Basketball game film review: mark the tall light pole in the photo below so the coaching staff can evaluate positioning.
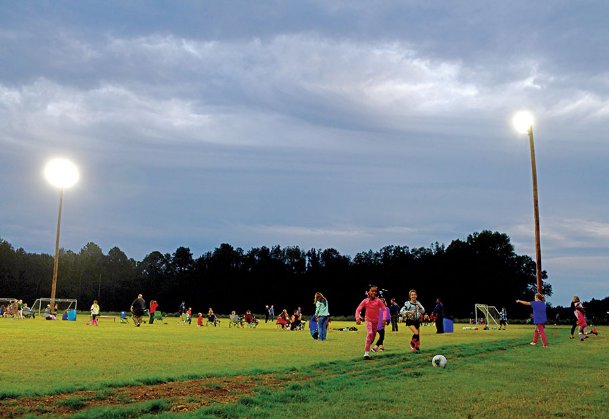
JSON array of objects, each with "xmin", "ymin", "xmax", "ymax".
[
  {"xmin": 512, "ymin": 111, "xmax": 543, "ymax": 294},
  {"xmin": 44, "ymin": 158, "xmax": 79, "ymax": 309}
]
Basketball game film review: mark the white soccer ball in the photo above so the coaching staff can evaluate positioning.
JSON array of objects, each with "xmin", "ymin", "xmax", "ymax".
[{"xmin": 432, "ymin": 354, "xmax": 447, "ymax": 368}]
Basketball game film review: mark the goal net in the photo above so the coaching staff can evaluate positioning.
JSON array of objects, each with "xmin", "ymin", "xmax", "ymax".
[
  {"xmin": 31, "ymin": 298, "xmax": 78, "ymax": 316},
  {"xmin": 474, "ymin": 304, "xmax": 501, "ymax": 326}
]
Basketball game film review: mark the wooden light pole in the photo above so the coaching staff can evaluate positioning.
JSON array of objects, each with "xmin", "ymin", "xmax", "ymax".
[
  {"xmin": 44, "ymin": 158, "xmax": 79, "ymax": 309},
  {"xmin": 513, "ymin": 111, "xmax": 543, "ymax": 294}
]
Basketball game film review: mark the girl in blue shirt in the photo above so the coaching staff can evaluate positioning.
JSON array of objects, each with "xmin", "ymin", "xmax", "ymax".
[{"xmin": 516, "ymin": 293, "xmax": 548, "ymax": 348}]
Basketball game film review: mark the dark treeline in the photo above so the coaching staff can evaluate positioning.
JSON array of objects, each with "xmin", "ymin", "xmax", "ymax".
[{"xmin": 3, "ymin": 230, "xmax": 605, "ymax": 320}]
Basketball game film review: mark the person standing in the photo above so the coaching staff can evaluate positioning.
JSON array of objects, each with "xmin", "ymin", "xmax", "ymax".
[
  {"xmin": 131, "ymin": 294, "xmax": 146, "ymax": 327},
  {"xmin": 569, "ymin": 296, "xmax": 580, "ymax": 339},
  {"xmin": 178, "ymin": 301, "xmax": 186, "ymax": 322},
  {"xmin": 355, "ymin": 286, "xmax": 387, "ymax": 360},
  {"xmin": 17, "ymin": 300, "xmax": 24, "ymax": 319},
  {"xmin": 499, "ymin": 307, "xmax": 508, "ymax": 330},
  {"xmin": 516, "ymin": 293, "xmax": 548, "ymax": 348},
  {"xmin": 432, "ymin": 298, "xmax": 444, "ymax": 334},
  {"xmin": 268, "ymin": 305, "xmax": 275, "ymax": 322},
  {"xmin": 389, "ymin": 298, "xmax": 400, "ymax": 332},
  {"xmin": 264, "ymin": 305, "xmax": 270, "ymax": 323},
  {"xmin": 90, "ymin": 300, "xmax": 100, "ymax": 326},
  {"xmin": 314, "ymin": 292, "xmax": 330, "ymax": 341},
  {"xmin": 400, "ymin": 289, "xmax": 425, "ymax": 352},
  {"xmin": 149, "ymin": 300, "xmax": 158, "ymax": 324}
]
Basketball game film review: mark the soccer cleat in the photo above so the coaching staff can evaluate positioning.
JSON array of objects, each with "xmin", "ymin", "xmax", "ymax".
[
  {"xmin": 371, "ymin": 346, "xmax": 378, "ymax": 353},
  {"xmin": 364, "ymin": 353, "xmax": 370, "ymax": 360},
  {"xmin": 379, "ymin": 345, "xmax": 385, "ymax": 352},
  {"xmin": 529, "ymin": 342, "xmax": 536, "ymax": 346}
]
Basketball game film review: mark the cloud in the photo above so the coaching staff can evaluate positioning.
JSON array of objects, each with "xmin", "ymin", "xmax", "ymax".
[{"xmin": 2, "ymin": 2, "xmax": 609, "ymax": 306}]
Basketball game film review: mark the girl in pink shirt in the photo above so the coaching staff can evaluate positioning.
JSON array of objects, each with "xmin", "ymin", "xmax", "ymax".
[{"xmin": 355, "ymin": 286, "xmax": 387, "ymax": 360}]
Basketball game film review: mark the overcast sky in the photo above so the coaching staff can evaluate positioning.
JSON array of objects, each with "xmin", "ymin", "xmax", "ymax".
[{"xmin": 2, "ymin": 1, "xmax": 608, "ymax": 305}]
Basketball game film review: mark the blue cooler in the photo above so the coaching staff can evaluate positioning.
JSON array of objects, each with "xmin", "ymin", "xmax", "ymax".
[
  {"xmin": 67, "ymin": 309, "xmax": 77, "ymax": 321},
  {"xmin": 443, "ymin": 318, "xmax": 454, "ymax": 333}
]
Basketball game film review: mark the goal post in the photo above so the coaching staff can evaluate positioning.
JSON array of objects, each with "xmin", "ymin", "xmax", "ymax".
[
  {"xmin": 474, "ymin": 304, "xmax": 501, "ymax": 327},
  {"xmin": 31, "ymin": 298, "xmax": 78, "ymax": 316}
]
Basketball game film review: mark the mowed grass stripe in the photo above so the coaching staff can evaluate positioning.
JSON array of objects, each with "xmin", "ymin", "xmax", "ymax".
[{"xmin": 2, "ymin": 318, "xmax": 607, "ymax": 417}]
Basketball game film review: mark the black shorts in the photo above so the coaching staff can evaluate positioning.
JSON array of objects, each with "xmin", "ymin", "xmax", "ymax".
[{"xmin": 406, "ymin": 319, "xmax": 420, "ymax": 328}]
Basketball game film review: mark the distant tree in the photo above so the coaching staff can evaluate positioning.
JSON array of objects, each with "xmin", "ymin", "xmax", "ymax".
[{"xmin": 0, "ymin": 231, "xmax": 568, "ymax": 316}]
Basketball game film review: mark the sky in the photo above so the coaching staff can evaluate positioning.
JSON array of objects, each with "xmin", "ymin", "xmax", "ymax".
[{"xmin": 1, "ymin": 1, "xmax": 608, "ymax": 305}]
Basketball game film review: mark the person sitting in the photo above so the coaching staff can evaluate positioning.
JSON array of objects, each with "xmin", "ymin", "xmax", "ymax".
[
  {"xmin": 22, "ymin": 303, "xmax": 34, "ymax": 319},
  {"xmin": 243, "ymin": 310, "xmax": 258, "ymax": 327},
  {"xmin": 229, "ymin": 311, "xmax": 243, "ymax": 327},
  {"xmin": 207, "ymin": 308, "xmax": 218, "ymax": 326},
  {"xmin": 290, "ymin": 310, "xmax": 302, "ymax": 330},
  {"xmin": 43, "ymin": 304, "xmax": 57, "ymax": 320},
  {"xmin": 276, "ymin": 309, "xmax": 290, "ymax": 329},
  {"xmin": 61, "ymin": 309, "xmax": 69, "ymax": 320}
]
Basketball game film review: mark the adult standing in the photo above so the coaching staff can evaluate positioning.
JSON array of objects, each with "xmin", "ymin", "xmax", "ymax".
[
  {"xmin": 432, "ymin": 298, "xmax": 444, "ymax": 334},
  {"xmin": 264, "ymin": 305, "xmax": 270, "ymax": 323},
  {"xmin": 149, "ymin": 299, "xmax": 158, "ymax": 324},
  {"xmin": 178, "ymin": 301, "xmax": 186, "ymax": 320},
  {"xmin": 268, "ymin": 305, "xmax": 275, "ymax": 322},
  {"xmin": 389, "ymin": 298, "xmax": 400, "ymax": 332},
  {"xmin": 131, "ymin": 294, "xmax": 146, "ymax": 327},
  {"xmin": 569, "ymin": 296, "xmax": 580, "ymax": 339},
  {"xmin": 400, "ymin": 289, "xmax": 425, "ymax": 351},
  {"xmin": 314, "ymin": 292, "xmax": 330, "ymax": 341}
]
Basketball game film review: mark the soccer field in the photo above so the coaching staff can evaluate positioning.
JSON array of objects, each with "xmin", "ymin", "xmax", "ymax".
[{"xmin": 1, "ymin": 317, "xmax": 607, "ymax": 417}]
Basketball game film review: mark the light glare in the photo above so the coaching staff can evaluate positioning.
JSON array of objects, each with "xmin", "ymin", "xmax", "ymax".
[
  {"xmin": 44, "ymin": 158, "xmax": 79, "ymax": 189},
  {"xmin": 512, "ymin": 111, "xmax": 534, "ymax": 134}
]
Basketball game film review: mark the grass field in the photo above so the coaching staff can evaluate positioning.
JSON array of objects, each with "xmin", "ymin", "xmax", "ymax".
[{"xmin": 1, "ymin": 316, "xmax": 607, "ymax": 417}]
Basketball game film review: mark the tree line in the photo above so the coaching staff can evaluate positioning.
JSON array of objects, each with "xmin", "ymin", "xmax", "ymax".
[{"xmin": 6, "ymin": 230, "xmax": 592, "ymax": 320}]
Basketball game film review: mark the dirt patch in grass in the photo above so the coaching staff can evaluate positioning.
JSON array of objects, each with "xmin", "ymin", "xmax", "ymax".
[{"xmin": 0, "ymin": 372, "xmax": 305, "ymax": 416}]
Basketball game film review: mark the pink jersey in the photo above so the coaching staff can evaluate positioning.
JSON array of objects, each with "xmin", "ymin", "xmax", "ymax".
[{"xmin": 355, "ymin": 297, "xmax": 387, "ymax": 324}]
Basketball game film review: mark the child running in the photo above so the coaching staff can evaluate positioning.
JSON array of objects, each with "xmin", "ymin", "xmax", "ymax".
[
  {"xmin": 400, "ymin": 289, "xmax": 425, "ymax": 351},
  {"xmin": 372, "ymin": 298, "xmax": 391, "ymax": 353},
  {"xmin": 574, "ymin": 302, "xmax": 599, "ymax": 341},
  {"xmin": 355, "ymin": 285, "xmax": 387, "ymax": 360},
  {"xmin": 516, "ymin": 293, "xmax": 548, "ymax": 348}
]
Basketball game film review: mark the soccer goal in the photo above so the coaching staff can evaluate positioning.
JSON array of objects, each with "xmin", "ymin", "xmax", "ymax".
[
  {"xmin": 0, "ymin": 297, "xmax": 17, "ymax": 305},
  {"xmin": 31, "ymin": 298, "xmax": 78, "ymax": 316},
  {"xmin": 474, "ymin": 304, "xmax": 501, "ymax": 327}
]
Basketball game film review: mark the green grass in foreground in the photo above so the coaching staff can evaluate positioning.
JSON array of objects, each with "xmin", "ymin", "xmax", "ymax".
[{"xmin": 1, "ymin": 317, "xmax": 607, "ymax": 417}]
